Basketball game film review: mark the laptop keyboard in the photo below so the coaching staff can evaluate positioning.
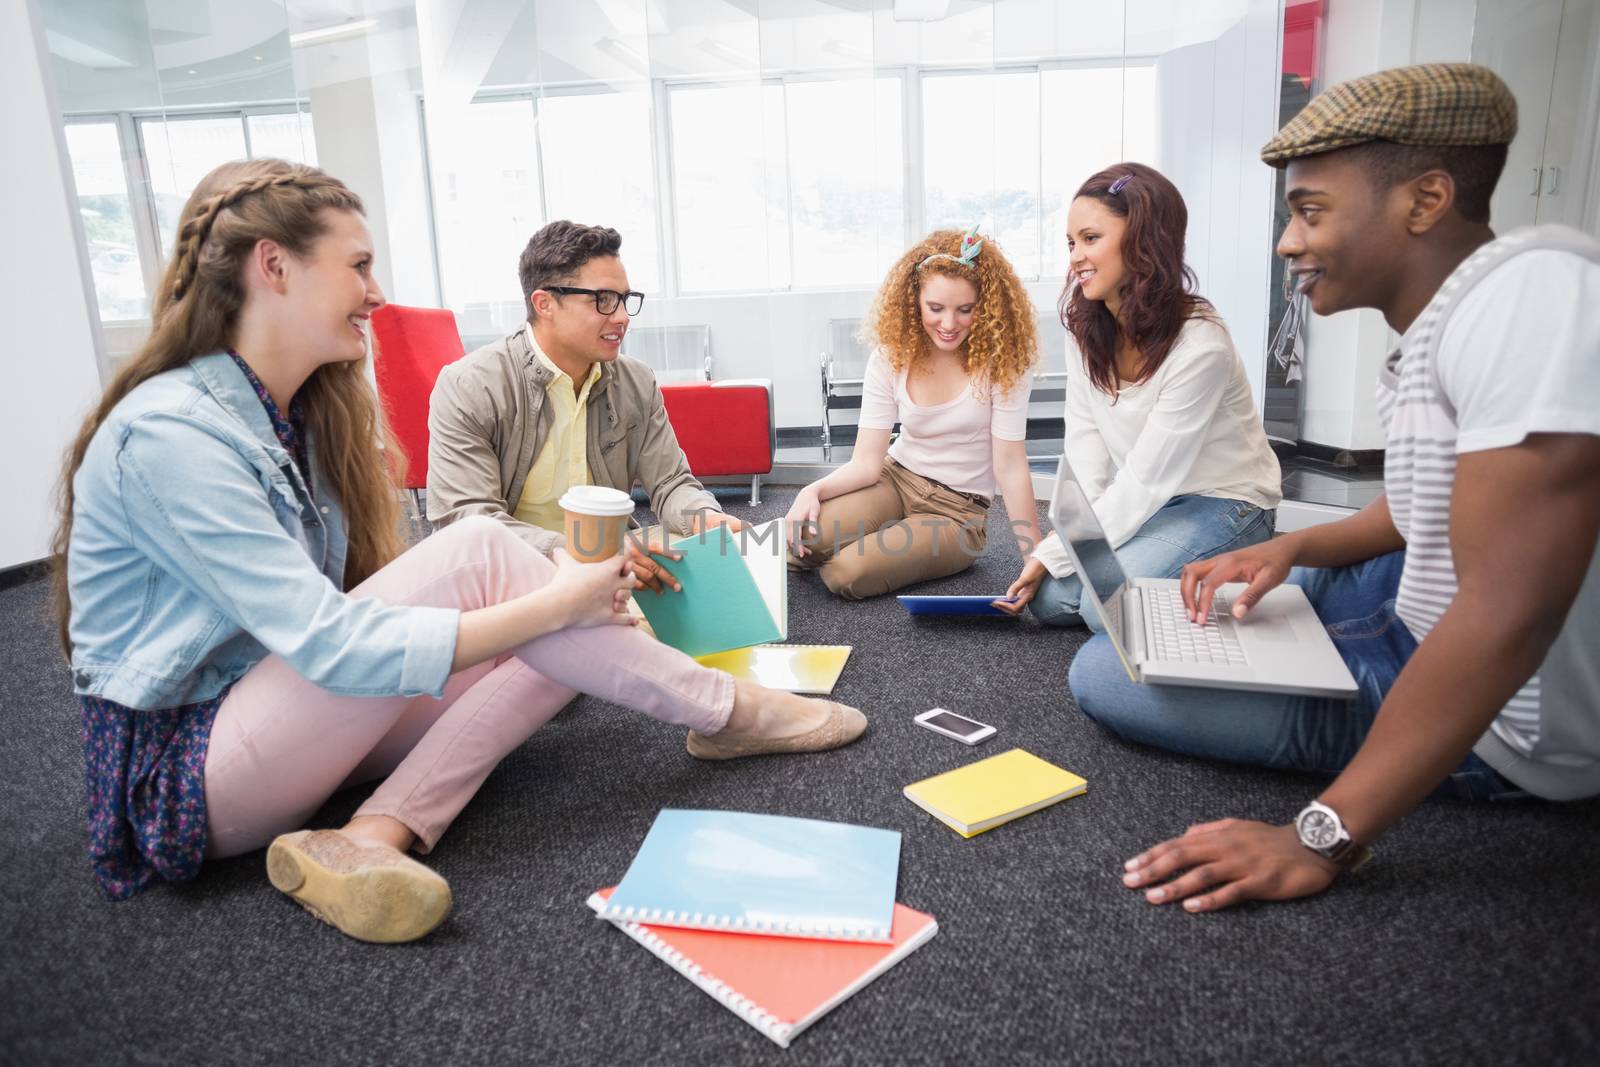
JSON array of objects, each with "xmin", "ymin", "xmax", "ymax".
[{"xmin": 1143, "ymin": 585, "xmax": 1248, "ymax": 666}]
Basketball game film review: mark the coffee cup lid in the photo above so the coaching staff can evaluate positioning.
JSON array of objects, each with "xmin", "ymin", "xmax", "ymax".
[{"xmin": 558, "ymin": 485, "xmax": 635, "ymax": 518}]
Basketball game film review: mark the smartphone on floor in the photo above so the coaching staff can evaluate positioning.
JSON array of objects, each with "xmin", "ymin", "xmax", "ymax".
[{"xmin": 914, "ymin": 708, "xmax": 997, "ymax": 745}]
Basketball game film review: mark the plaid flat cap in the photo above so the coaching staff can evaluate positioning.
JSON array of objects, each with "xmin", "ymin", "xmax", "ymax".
[{"xmin": 1261, "ymin": 62, "xmax": 1517, "ymax": 166}]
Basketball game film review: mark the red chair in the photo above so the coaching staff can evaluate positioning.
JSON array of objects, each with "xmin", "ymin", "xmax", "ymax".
[
  {"xmin": 660, "ymin": 379, "xmax": 775, "ymax": 504},
  {"xmin": 370, "ymin": 304, "xmax": 466, "ymax": 515}
]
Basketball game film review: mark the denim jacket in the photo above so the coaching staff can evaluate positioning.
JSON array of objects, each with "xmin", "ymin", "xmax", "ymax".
[{"xmin": 67, "ymin": 352, "xmax": 458, "ymax": 710}]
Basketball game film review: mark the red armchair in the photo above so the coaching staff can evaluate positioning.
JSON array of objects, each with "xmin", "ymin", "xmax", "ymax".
[
  {"xmin": 370, "ymin": 304, "xmax": 465, "ymax": 514},
  {"xmin": 659, "ymin": 379, "xmax": 775, "ymax": 505}
]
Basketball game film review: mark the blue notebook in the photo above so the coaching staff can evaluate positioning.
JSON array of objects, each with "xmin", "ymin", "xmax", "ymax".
[
  {"xmin": 596, "ymin": 810, "xmax": 902, "ymax": 943},
  {"xmin": 898, "ymin": 595, "xmax": 1018, "ymax": 617},
  {"xmin": 634, "ymin": 521, "xmax": 786, "ymax": 657}
]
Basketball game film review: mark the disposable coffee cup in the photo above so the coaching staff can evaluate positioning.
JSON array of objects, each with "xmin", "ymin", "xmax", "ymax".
[{"xmin": 559, "ymin": 485, "xmax": 635, "ymax": 563}]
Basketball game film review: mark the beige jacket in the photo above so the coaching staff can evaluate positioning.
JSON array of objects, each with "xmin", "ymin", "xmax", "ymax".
[{"xmin": 426, "ymin": 326, "xmax": 720, "ymax": 554}]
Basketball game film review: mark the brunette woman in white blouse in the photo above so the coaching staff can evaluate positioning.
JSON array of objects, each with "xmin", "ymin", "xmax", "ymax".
[
  {"xmin": 785, "ymin": 228, "xmax": 1041, "ymax": 599},
  {"xmin": 1001, "ymin": 163, "xmax": 1281, "ymax": 628}
]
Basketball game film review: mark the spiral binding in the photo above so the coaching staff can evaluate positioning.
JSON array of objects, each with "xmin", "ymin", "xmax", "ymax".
[
  {"xmin": 597, "ymin": 903, "xmax": 889, "ymax": 942},
  {"xmin": 610, "ymin": 914, "xmax": 797, "ymax": 1048}
]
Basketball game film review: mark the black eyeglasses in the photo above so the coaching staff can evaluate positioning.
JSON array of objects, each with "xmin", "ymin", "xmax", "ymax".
[{"xmin": 545, "ymin": 286, "xmax": 645, "ymax": 316}]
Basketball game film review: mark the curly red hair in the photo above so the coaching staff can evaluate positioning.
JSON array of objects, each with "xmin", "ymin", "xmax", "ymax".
[{"xmin": 865, "ymin": 229, "xmax": 1039, "ymax": 396}]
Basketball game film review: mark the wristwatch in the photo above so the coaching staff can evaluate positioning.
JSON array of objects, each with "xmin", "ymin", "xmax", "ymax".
[{"xmin": 1294, "ymin": 800, "xmax": 1373, "ymax": 872}]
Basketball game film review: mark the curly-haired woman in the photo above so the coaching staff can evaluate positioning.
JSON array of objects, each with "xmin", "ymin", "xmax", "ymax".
[
  {"xmin": 1000, "ymin": 163, "xmax": 1281, "ymax": 628},
  {"xmin": 785, "ymin": 227, "xmax": 1041, "ymax": 599}
]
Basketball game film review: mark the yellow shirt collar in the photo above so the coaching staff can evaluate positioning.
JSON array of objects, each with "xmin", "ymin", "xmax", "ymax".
[{"xmin": 525, "ymin": 322, "xmax": 602, "ymax": 396}]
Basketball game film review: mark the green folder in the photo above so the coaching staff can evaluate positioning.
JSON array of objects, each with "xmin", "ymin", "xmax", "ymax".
[{"xmin": 633, "ymin": 520, "xmax": 788, "ymax": 657}]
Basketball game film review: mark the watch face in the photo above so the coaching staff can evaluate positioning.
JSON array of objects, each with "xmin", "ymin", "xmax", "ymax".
[{"xmin": 1299, "ymin": 809, "xmax": 1340, "ymax": 850}]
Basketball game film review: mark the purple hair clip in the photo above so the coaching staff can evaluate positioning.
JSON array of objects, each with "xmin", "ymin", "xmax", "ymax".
[{"xmin": 1108, "ymin": 174, "xmax": 1134, "ymax": 194}]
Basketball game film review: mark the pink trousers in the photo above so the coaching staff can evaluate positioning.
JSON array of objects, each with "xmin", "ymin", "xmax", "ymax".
[{"xmin": 203, "ymin": 516, "xmax": 733, "ymax": 858}]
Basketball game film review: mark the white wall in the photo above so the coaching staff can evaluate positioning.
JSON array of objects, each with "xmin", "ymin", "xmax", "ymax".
[
  {"xmin": 288, "ymin": 19, "xmax": 441, "ymax": 308},
  {"xmin": 1155, "ymin": 1, "xmax": 1283, "ymax": 410},
  {"xmin": 46, "ymin": 0, "xmax": 300, "ymax": 114},
  {"xmin": 1297, "ymin": 0, "xmax": 1477, "ymax": 451},
  {"xmin": 1, "ymin": 0, "xmax": 107, "ymax": 568}
]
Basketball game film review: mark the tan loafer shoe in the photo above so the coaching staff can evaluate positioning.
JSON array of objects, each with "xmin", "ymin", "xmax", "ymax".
[
  {"xmin": 686, "ymin": 702, "xmax": 868, "ymax": 760},
  {"xmin": 266, "ymin": 829, "xmax": 452, "ymax": 944}
]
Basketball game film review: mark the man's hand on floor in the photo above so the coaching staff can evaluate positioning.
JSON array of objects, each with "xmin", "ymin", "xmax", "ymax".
[{"xmin": 1121, "ymin": 819, "xmax": 1338, "ymax": 913}]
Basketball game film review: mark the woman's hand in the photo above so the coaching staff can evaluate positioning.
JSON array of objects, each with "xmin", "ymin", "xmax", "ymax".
[
  {"xmin": 546, "ymin": 555, "xmax": 639, "ymax": 629},
  {"xmin": 995, "ymin": 557, "xmax": 1049, "ymax": 615},
  {"xmin": 785, "ymin": 486, "xmax": 823, "ymax": 557}
]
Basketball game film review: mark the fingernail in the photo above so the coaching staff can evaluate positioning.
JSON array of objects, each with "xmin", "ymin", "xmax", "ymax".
[
  {"xmin": 1122, "ymin": 872, "xmax": 1141, "ymax": 886},
  {"xmin": 1146, "ymin": 888, "xmax": 1165, "ymax": 902},
  {"xmin": 1124, "ymin": 857, "xmax": 1140, "ymax": 871},
  {"xmin": 1184, "ymin": 898, "xmax": 1203, "ymax": 911}
]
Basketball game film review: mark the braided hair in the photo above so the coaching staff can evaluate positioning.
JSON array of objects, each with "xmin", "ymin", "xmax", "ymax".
[
  {"xmin": 53, "ymin": 159, "xmax": 406, "ymax": 655},
  {"xmin": 165, "ymin": 170, "xmax": 311, "ymax": 305}
]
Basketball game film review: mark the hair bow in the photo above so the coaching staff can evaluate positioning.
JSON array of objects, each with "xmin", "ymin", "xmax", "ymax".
[
  {"xmin": 956, "ymin": 223, "xmax": 984, "ymax": 264},
  {"xmin": 916, "ymin": 223, "xmax": 985, "ymax": 271}
]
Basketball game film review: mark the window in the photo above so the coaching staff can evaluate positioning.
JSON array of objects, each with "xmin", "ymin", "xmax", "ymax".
[
  {"xmin": 923, "ymin": 71, "xmax": 1042, "ymax": 278},
  {"xmin": 539, "ymin": 91, "xmax": 661, "ymax": 295},
  {"xmin": 140, "ymin": 116, "xmax": 248, "ymax": 255},
  {"xmin": 784, "ymin": 78, "xmax": 904, "ymax": 288},
  {"xmin": 918, "ymin": 65, "xmax": 1157, "ymax": 281},
  {"xmin": 138, "ymin": 109, "xmax": 319, "ymax": 262},
  {"xmin": 428, "ymin": 99, "xmax": 544, "ymax": 340},
  {"xmin": 63, "ymin": 121, "xmax": 146, "ymax": 322},
  {"xmin": 669, "ymin": 83, "xmax": 790, "ymax": 293},
  {"xmin": 247, "ymin": 111, "xmax": 319, "ymax": 167},
  {"xmin": 670, "ymin": 77, "xmax": 905, "ymax": 293},
  {"xmin": 1039, "ymin": 64, "xmax": 1157, "ymax": 277}
]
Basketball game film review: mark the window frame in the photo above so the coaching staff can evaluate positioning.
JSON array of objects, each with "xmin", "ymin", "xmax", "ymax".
[
  {"xmin": 444, "ymin": 84, "xmax": 667, "ymax": 304},
  {"xmin": 663, "ymin": 70, "xmax": 908, "ymax": 297},
  {"xmin": 61, "ymin": 101, "xmax": 317, "ymax": 324},
  {"xmin": 415, "ymin": 56, "xmax": 1156, "ymax": 302},
  {"xmin": 62, "ymin": 113, "xmax": 159, "ymax": 324}
]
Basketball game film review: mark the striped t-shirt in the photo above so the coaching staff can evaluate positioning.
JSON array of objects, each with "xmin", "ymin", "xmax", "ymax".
[{"xmin": 1376, "ymin": 225, "xmax": 1600, "ymax": 800}]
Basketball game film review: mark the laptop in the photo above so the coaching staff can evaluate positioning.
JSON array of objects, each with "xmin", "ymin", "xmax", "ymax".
[{"xmin": 1048, "ymin": 457, "xmax": 1357, "ymax": 698}]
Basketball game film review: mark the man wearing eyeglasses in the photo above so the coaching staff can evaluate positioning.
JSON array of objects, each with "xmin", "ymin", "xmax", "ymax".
[{"xmin": 427, "ymin": 220, "xmax": 738, "ymax": 591}]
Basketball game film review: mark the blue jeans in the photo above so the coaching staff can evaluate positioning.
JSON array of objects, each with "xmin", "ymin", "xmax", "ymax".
[
  {"xmin": 1032, "ymin": 495, "xmax": 1276, "ymax": 632},
  {"xmin": 1066, "ymin": 550, "xmax": 1525, "ymax": 801}
]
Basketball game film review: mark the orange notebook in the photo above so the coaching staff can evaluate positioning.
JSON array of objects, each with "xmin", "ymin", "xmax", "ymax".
[{"xmin": 588, "ymin": 887, "xmax": 938, "ymax": 1048}]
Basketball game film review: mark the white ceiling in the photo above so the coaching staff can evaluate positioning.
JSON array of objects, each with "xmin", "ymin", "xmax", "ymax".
[{"xmin": 44, "ymin": 0, "xmax": 1252, "ymax": 111}]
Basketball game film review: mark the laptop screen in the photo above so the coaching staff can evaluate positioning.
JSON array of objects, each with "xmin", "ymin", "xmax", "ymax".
[
  {"xmin": 1046, "ymin": 457, "xmax": 1136, "ymax": 677},
  {"xmin": 1046, "ymin": 462, "xmax": 1131, "ymax": 605}
]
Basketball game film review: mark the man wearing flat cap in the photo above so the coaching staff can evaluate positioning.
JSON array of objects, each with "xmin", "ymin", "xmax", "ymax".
[{"xmin": 1071, "ymin": 63, "xmax": 1600, "ymax": 912}]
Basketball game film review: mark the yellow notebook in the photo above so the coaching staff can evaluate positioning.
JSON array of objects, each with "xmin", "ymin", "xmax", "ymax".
[
  {"xmin": 694, "ymin": 644, "xmax": 852, "ymax": 695},
  {"xmin": 903, "ymin": 748, "xmax": 1087, "ymax": 838}
]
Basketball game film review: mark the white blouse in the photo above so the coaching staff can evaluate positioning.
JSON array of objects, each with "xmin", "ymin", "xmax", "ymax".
[
  {"xmin": 858, "ymin": 348, "xmax": 1034, "ymax": 498},
  {"xmin": 1033, "ymin": 316, "xmax": 1281, "ymax": 578}
]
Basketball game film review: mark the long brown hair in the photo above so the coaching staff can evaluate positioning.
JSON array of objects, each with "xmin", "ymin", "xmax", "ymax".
[
  {"xmin": 867, "ymin": 229, "xmax": 1039, "ymax": 396},
  {"xmin": 1061, "ymin": 162, "xmax": 1213, "ymax": 396},
  {"xmin": 52, "ymin": 159, "xmax": 406, "ymax": 655}
]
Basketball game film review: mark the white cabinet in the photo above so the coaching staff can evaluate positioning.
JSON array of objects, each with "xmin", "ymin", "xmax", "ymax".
[{"xmin": 1476, "ymin": 0, "xmax": 1600, "ymax": 233}]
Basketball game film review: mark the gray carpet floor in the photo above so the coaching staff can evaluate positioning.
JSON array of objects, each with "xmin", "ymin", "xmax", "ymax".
[{"xmin": 3, "ymin": 487, "xmax": 1597, "ymax": 1064}]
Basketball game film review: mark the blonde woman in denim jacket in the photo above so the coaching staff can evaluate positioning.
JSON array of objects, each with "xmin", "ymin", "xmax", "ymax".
[{"xmin": 56, "ymin": 160, "xmax": 865, "ymax": 943}]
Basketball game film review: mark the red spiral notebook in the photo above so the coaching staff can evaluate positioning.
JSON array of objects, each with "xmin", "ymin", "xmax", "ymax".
[{"xmin": 588, "ymin": 887, "xmax": 938, "ymax": 1049}]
